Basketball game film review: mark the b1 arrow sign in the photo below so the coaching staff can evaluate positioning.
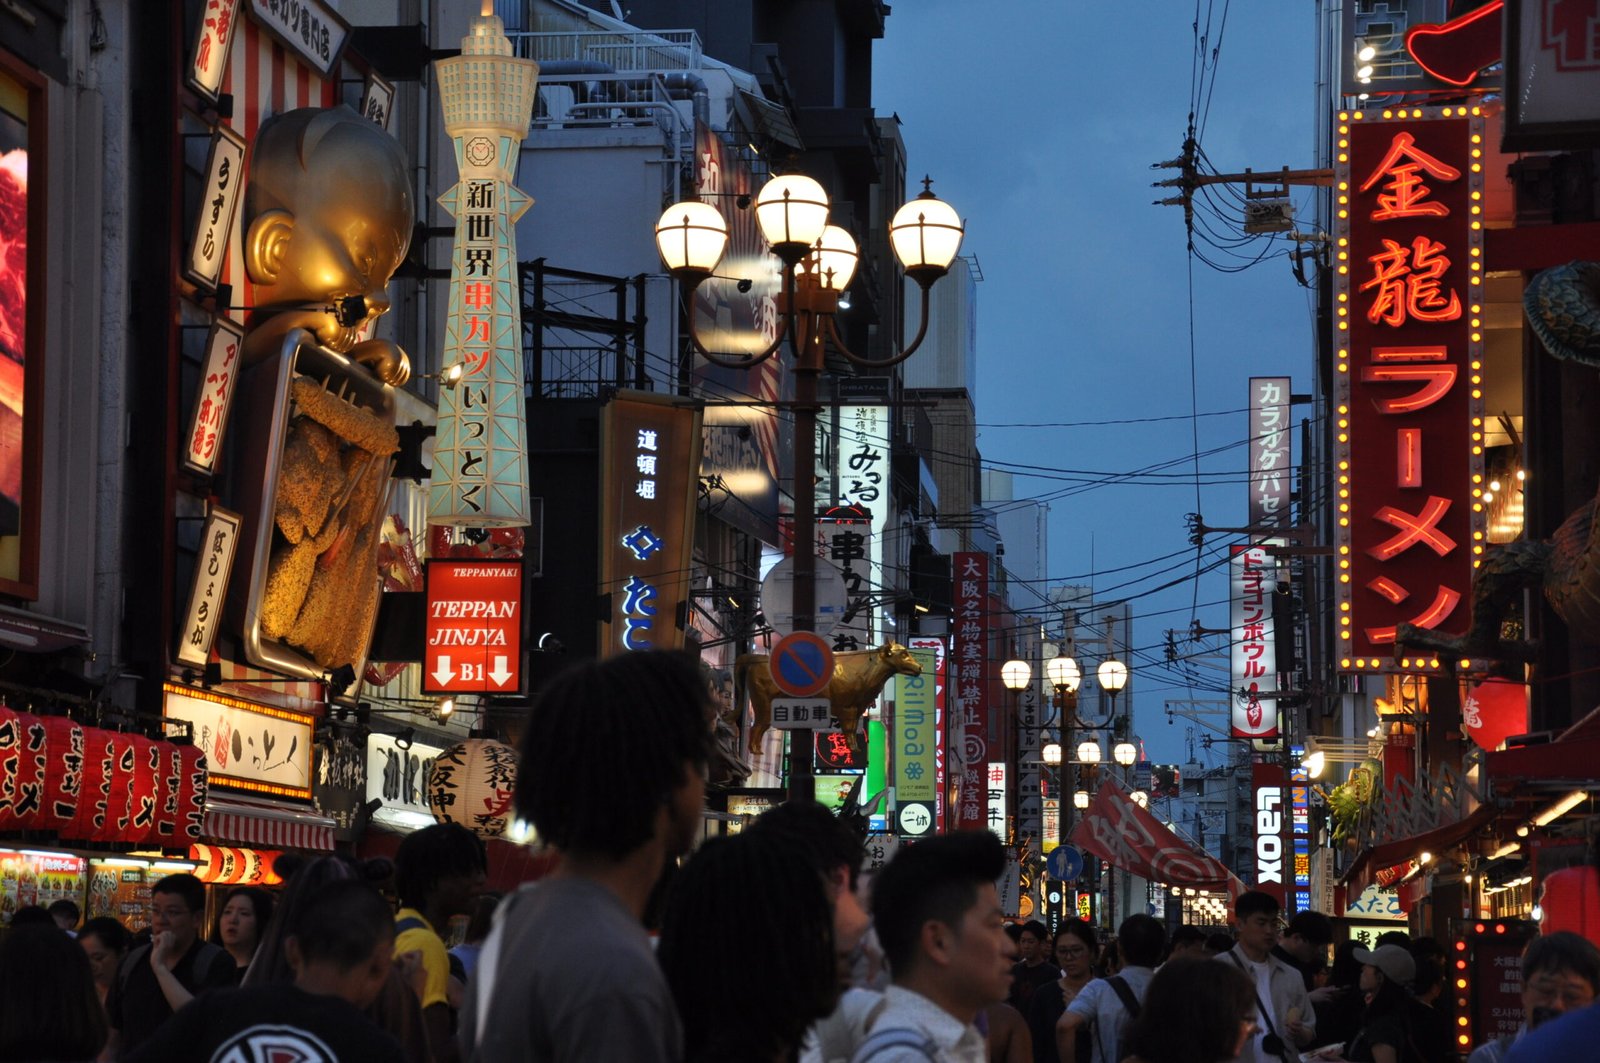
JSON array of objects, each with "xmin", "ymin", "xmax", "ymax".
[{"xmin": 424, "ymin": 560, "xmax": 524, "ymax": 694}]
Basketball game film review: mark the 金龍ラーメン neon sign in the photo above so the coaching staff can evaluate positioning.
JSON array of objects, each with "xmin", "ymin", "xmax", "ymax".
[{"xmin": 1332, "ymin": 106, "xmax": 1486, "ymax": 673}]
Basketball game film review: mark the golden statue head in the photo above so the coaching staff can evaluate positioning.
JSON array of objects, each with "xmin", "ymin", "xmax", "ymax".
[{"xmin": 244, "ymin": 106, "xmax": 413, "ymax": 353}]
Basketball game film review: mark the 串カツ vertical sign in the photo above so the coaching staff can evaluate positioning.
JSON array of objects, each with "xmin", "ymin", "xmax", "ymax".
[
  {"xmin": 952, "ymin": 553, "xmax": 989, "ymax": 831},
  {"xmin": 1334, "ymin": 106, "xmax": 1486, "ymax": 672}
]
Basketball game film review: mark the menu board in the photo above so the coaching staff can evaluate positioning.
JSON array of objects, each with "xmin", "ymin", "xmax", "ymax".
[
  {"xmin": 0, "ymin": 851, "xmax": 87, "ymax": 926},
  {"xmin": 86, "ymin": 863, "xmax": 152, "ymax": 932}
]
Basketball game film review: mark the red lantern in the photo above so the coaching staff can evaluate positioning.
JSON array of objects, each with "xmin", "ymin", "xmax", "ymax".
[
  {"xmin": 0, "ymin": 705, "xmax": 23, "ymax": 830},
  {"xmin": 0, "ymin": 712, "xmax": 48, "ymax": 830},
  {"xmin": 426, "ymin": 739, "xmax": 519, "ymax": 839},
  {"xmin": 175, "ymin": 744, "xmax": 209, "ymax": 843},
  {"xmin": 65, "ymin": 727, "xmax": 114, "ymax": 842},
  {"xmin": 35, "ymin": 716, "xmax": 86, "ymax": 833},
  {"xmin": 151, "ymin": 743, "xmax": 185, "ymax": 847},
  {"xmin": 92, "ymin": 732, "xmax": 138, "ymax": 842},
  {"xmin": 1540, "ymin": 866, "xmax": 1600, "ymax": 947},
  {"xmin": 124, "ymin": 736, "xmax": 163, "ymax": 845}
]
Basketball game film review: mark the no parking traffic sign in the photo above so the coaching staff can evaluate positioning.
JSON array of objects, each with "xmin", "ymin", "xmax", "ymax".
[{"xmin": 769, "ymin": 631, "xmax": 835, "ymax": 698}]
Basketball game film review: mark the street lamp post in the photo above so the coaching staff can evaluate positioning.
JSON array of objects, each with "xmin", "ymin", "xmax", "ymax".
[
  {"xmin": 656, "ymin": 175, "xmax": 964, "ymax": 801},
  {"xmin": 1044, "ymin": 651, "xmax": 1081, "ymax": 851},
  {"xmin": 1002, "ymin": 658, "xmax": 1032, "ymax": 845}
]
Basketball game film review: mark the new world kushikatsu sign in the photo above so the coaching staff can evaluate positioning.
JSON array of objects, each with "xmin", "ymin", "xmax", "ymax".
[{"xmin": 1333, "ymin": 105, "xmax": 1486, "ymax": 672}]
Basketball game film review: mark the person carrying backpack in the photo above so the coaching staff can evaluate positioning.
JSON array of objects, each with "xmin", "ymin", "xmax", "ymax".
[
  {"xmin": 1055, "ymin": 914, "xmax": 1165, "ymax": 1063},
  {"xmin": 848, "ymin": 832, "xmax": 1015, "ymax": 1063}
]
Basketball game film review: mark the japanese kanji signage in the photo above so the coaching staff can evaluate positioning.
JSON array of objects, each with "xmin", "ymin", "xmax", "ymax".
[
  {"xmin": 423, "ymin": 559, "xmax": 523, "ymax": 694},
  {"xmin": 183, "ymin": 316, "xmax": 245, "ymax": 476},
  {"xmin": 817, "ymin": 405, "xmax": 890, "ymax": 655},
  {"xmin": 175, "ymin": 506, "xmax": 242, "ymax": 669},
  {"xmin": 184, "ymin": 123, "xmax": 246, "ymax": 291},
  {"xmin": 1506, "ymin": 0, "xmax": 1600, "ymax": 150},
  {"xmin": 187, "ymin": 0, "xmax": 241, "ymax": 101},
  {"xmin": 892, "ymin": 643, "xmax": 938, "ymax": 838},
  {"xmin": 598, "ymin": 392, "xmax": 701, "ymax": 656},
  {"xmin": 1291, "ymin": 751, "xmax": 1312, "ymax": 915},
  {"xmin": 365, "ymin": 732, "xmax": 442, "ymax": 823},
  {"xmin": 1230, "ymin": 545, "xmax": 1279, "ymax": 739},
  {"xmin": 1249, "ymin": 377, "xmax": 1292, "ymax": 529},
  {"xmin": 245, "ymin": 0, "xmax": 350, "ymax": 78},
  {"xmin": 1334, "ymin": 106, "xmax": 1485, "ymax": 671},
  {"xmin": 986, "ymin": 761, "xmax": 1008, "ymax": 840},
  {"xmin": 162, "ymin": 683, "xmax": 315, "ymax": 801},
  {"xmin": 952, "ymin": 552, "xmax": 990, "ymax": 831},
  {"xmin": 360, "ymin": 71, "xmax": 396, "ymax": 131},
  {"xmin": 909, "ymin": 636, "xmax": 948, "ymax": 833},
  {"xmin": 428, "ymin": 8, "xmax": 537, "ymax": 527}
]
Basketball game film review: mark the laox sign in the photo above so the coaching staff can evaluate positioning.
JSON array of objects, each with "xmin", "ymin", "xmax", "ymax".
[{"xmin": 1256, "ymin": 785, "xmax": 1284, "ymax": 884}]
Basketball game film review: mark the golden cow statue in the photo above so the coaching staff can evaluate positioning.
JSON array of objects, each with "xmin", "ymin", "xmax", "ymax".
[{"xmin": 736, "ymin": 642, "xmax": 923, "ymax": 755}]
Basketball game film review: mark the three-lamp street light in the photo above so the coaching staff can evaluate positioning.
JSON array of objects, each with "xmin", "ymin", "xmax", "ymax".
[{"xmin": 656, "ymin": 173, "xmax": 964, "ymax": 801}]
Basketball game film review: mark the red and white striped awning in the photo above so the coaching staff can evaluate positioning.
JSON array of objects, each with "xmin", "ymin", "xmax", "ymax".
[{"xmin": 204, "ymin": 798, "xmax": 336, "ymax": 852}]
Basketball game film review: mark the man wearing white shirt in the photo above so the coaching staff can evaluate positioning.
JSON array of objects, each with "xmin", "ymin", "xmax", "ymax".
[
  {"xmin": 850, "ymin": 832, "xmax": 1016, "ymax": 1063},
  {"xmin": 1218, "ymin": 890, "xmax": 1313, "ymax": 1063}
]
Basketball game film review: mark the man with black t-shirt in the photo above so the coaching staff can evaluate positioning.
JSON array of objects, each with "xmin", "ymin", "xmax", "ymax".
[
  {"xmin": 1008, "ymin": 920, "xmax": 1061, "ymax": 1011},
  {"xmin": 106, "ymin": 873, "xmax": 236, "ymax": 1056},
  {"xmin": 128, "ymin": 878, "xmax": 405, "ymax": 1063}
]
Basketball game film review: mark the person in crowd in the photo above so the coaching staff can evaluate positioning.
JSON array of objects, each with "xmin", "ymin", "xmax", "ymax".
[
  {"xmin": 1217, "ymin": 890, "xmax": 1314, "ymax": 1063},
  {"xmin": 211, "ymin": 885, "xmax": 273, "ymax": 984},
  {"xmin": 127, "ymin": 879, "xmax": 406, "ymax": 1063},
  {"xmin": 1408, "ymin": 958, "xmax": 1450, "ymax": 1063},
  {"xmin": 1204, "ymin": 932, "xmax": 1236, "ymax": 956},
  {"xmin": 1055, "ymin": 913, "xmax": 1165, "ymax": 1063},
  {"xmin": 395, "ymin": 821, "xmax": 487, "ymax": 1063},
  {"xmin": 1027, "ymin": 920, "xmax": 1096, "ymax": 1063},
  {"xmin": 245, "ymin": 854, "xmax": 431, "ymax": 1063},
  {"xmin": 985, "ymin": 1000, "xmax": 1032, "ymax": 1063},
  {"xmin": 660, "ymin": 830, "xmax": 838, "ymax": 1062},
  {"xmin": 1094, "ymin": 940, "xmax": 1122, "ymax": 979},
  {"xmin": 1272, "ymin": 911, "xmax": 1334, "ymax": 991},
  {"xmin": 1374, "ymin": 930, "xmax": 1410, "ymax": 951},
  {"xmin": 749, "ymin": 800, "xmax": 877, "ymax": 1063},
  {"xmin": 848, "ymin": 830, "xmax": 1014, "ymax": 1063},
  {"xmin": 460, "ymin": 650, "xmax": 714, "ymax": 1062},
  {"xmin": 104, "ymin": 872, "xmax": 236, "ymax": 1057},
  {"xmin": 1310, "ymin": 941, "xmax": 1366, "ymax": 1053},
  {"xmin": 1471, "ymin": 930, "xmax": 1600, "ymax": 1063},
  {"xmin": 1120, "ymin": 955, "xmax": 1258, "ymax": 1063},
  {"xmin": 0, "ymin": 924, "xmax": 108, "ymax": 1063},
  {"xmin": 450, "ymin": 892, "xmax": 502, "ymax": 983},
  {"xmin": 50, "ymin": 897, "xmax": 82, "ymax": 934},
  {"xmin": 1164, "ymin": 925, "xmax": 1208, "ymax": 964},
  {"xmin": 1008, "ymin": 920, "xmax": 1061, "ymax": 1011},
  {"xmin": 1330, "ymin": 944, "xmax": 1419, "ymax": 1063},
  {"xmin": 79, "ymin": 916, "xmax": 133, "ymax": 1005},
  {"xmin": 9, "ymin": 903, "xmax": 52, "ymax": 926}
]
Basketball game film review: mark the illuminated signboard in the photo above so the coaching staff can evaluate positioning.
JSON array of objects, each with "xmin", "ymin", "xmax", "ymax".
[
  {"xmin": 893, "ymin": 644, "xmax": 937, "ymax": 838},
  {"xmin": 1230, "ymin": 545, "xmax": 1279, "ymax": 739},
  {"xmin": 423, "ymin": 559, "xmax": 523, "ymax": 694},
  {"xmin": 1249, "ymin": 377, "xmax": 1292, "ymax": 529},
  {"xmin": 909, "ymin": 636, "xmax": 947, "ymax": 832},
  {"xmin": 183, "ymin": 316, "xmax": 245, "ymax": 477},
  {"xmin": 184, "ymin": 123, "xmax": 246, "ymax": 292},
  {"xmin": 428, "ymin": 9, "xmax": 536, "ymax": 527},
  {"xmin": 598, "ymin": 392, "xmax": 701, "ymax": 656},
  {"xmin": 187, "ymin": 0, "xmax": 242, "ymax": 102},
  {"xmin": 162, "ymin": 683, "xmax": 314, "ymax": 801},
  {"xmin": 1334, "ymin": 106, "xmax": 1485, "ymax": 672},
  {"xmin": 952, "ymin": 552, "xmax": 989, "ymax": 831},
  {"xmin": 1251, "ymin": 759, "xmax": 1288, "ymax": 908},
  {"xmin": 986, "ymin": 762, "xmax": 1008, "ymax": 839},
  {"xmin": 175, "ymin": 505, "xmax": 242, "ymax": 669},
  {"xmin": 1291, "ymin": 749, "xmax": 1312, "ymax": 915}
]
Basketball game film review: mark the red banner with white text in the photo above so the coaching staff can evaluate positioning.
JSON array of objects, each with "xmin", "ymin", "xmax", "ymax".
[{"xmin": 1069, "ymin": 776, "xmax": 1245, "ymax": 897}]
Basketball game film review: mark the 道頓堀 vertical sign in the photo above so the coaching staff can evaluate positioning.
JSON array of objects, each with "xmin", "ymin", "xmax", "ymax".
[
  {"xmin": 599, "ymin": 393, "xmax": 701, "ymax": 656},
  {"xmin": 952, "ymin": 552, "xmax": 990, "ymax": 831},
  {"xmin": 428, "ymin": 9, "xmax": 537, "ymax": 528},
  {"xmin": 1333, "ymin": 106, "xmax": 1485, "ymax": 672}
]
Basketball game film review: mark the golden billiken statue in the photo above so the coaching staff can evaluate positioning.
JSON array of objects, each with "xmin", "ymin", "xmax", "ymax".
[{"xmin": 238, "ymin": 106, "xmax": 413, "ymax": 672}]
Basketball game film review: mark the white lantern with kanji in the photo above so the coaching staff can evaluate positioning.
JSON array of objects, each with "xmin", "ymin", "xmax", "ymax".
[{"xmin": 426, "ymin": 739, "xmax": 518, "ymax": 839}]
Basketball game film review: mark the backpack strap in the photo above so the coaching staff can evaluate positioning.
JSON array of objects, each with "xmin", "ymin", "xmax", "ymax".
[
  {"xmin": 852, "ymin": 1026, "xmax": 940, "ymax": 1062},
  {"xmin": 1106, "ymin": 975, "xmax": 1141, "ymax": 1020},
  {"xmin": 117, "ymin": 943, "xmax": 151, "ymax": 995},
  {"xmin": 395, "ymin": 915, "xmax": 430, "ymax": 936}
]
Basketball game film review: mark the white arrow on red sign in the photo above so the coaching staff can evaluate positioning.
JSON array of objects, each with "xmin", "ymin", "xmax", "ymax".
[
  {"xmin": 489, "ymin": 656, "xmax": 513, "ymax": 687},
  {"xmin": 432, "ymin": 656, "xmax": 455, "ymax": 688}
]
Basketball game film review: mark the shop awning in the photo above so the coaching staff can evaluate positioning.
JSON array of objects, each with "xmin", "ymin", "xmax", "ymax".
[
  {"xmin": 1068, "ymin": 776, "xmax": 1246, "ymax": 898},
  {"xmin": 0, "ymin": 605, "xmax": 89, "ymax": 652},
  {"xmin": 204, "ymin": 797, "xmax": 336, "ymax": 852},
  {"xmin": 1487, "ymin": 736, "xmax": 1600, "ymax": 784},
  {"xmin": 1341, "ymin": 801, "xmax": 1498, "ymax": 896}
]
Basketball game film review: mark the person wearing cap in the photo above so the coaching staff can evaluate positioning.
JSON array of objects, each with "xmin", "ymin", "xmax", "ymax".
[
  {"xmin": 1340, "ymin": 943, "xmax": 1418, "ymax": 1063},
  {"xmin": 1217, "ymin": 891, "xmax": 1314, "ymax": 1063}
]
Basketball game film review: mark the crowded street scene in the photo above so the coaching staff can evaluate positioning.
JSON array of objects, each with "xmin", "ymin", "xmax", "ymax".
[{"xmin": 2, "ymin": 0, "xmax": 1600, "ymax": 1060}]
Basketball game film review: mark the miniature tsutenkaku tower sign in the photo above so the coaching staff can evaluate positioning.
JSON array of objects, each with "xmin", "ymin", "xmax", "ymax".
[{"xmin": 428, "ymin": 5, "xmax": 537, "ymax": 527}]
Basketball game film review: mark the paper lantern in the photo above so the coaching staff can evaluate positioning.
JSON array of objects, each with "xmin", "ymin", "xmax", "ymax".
[
  {"xmin": 0, "ymin": 706, "xmax": 25, "ymax": 830},
  {"xmin": 124, "ymin": 736, "xmax": 163, "ymax": 845},
  {"xmin": 426, "ymin": 739, "xmax": 518, "ymax": 839},
  {"xmin": 151, "ymin": 743, "xmax": 185, "ymax": 847},
  {"xmin": 189, "ymin": 845, "xmax": 283, "ymax": 886},
  {"xmin": 35, "ymin": 716, "xmax": 86, "ymax": 833},
  {"xmin": 175, "ymin": 744, "xmax": 209, "ymax": 843},
  {"xmin": 0, "ymin": 712, "xmax": 48, "ymax": 830},
  {"xmin": 1540, "ymin": 866, "xmax": 1600, "ymax": 946},
  {"xmin": 92, "ymin": 732, "xmax": 138, "ymax": 843},
  {"xmin": 65, "ymin": 727, "xmax": 115, "ymax": 842}
]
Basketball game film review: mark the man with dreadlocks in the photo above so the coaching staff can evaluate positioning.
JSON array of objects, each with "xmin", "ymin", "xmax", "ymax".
[{"xmin": 460, "ymin": 650, "xmax": 714, "ymax": 1062}]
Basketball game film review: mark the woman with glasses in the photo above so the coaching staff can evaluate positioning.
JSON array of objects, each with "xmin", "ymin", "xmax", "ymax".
[
  {"xmin": 1027, "ymin": 920, "xmax": 1097, "ymax": 1063},
  {"xmin": 1120, "ymin": 956, "xmax": 1258, "ymax": 1063}
]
